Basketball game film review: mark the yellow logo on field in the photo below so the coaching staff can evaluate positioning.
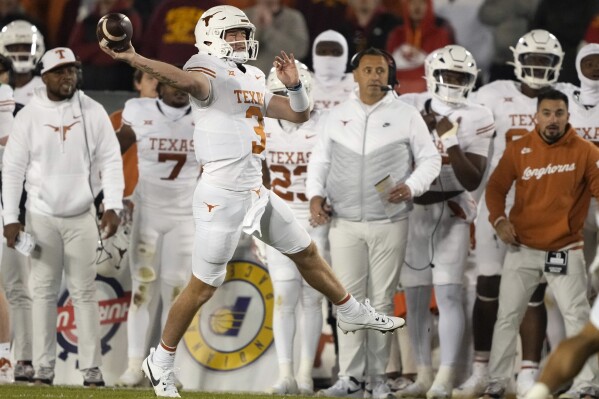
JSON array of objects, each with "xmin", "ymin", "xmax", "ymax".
[{"xmin": 183, "ymin": 261, "xmax": 274, "ymax": 371}]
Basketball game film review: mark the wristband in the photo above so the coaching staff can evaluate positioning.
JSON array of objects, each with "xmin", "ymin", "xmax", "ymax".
[
  {"xmin": 288, "ymin": 82, "xmax": 310, "ymax": 112},
  {"xmin": 441, "ymin": 134, "xmax": 459, "ymax": 149},
  {"xmin": 286, "ymin": 81, "xmax": 302, "ymax": 91}
]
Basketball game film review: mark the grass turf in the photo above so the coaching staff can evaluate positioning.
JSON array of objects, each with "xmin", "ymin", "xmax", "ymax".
[{"xmin": 0, "ymin": 385, "xmax": 318, "ymax": 399}]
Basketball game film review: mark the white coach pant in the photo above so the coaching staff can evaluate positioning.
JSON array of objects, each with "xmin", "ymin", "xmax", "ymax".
[
  {"xmin": 489, "ymin": 245, "xmax": 598, "ymax": 388},
  {"xmin": 0, "ymin": 247, "xmax": 32, "ymax": 361},
  {"xmin": 329, "ymin": 217, "xmax": 408, "ymax": 380},
  {"xmin": 26, "ymin": 209, "xmax": 102, "ymax": 370}
]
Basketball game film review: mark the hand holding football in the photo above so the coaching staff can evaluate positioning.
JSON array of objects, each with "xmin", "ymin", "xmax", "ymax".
[{"xmin": 96, "ymin": 13, "xmax": 133, "ymax": 53}]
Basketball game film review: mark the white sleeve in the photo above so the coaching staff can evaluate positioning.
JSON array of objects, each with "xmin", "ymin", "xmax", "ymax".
[
  {"xmin": 92, "ymin": 104, "xmax": 124, "ymax": 211},
  {"xmin": 2, "ymin": 112, "xmax": 28, "ymax": 224},
  {"xmin": 405, "ymin": 112, "xmax": 442, "ymax": 197},
  {"xmin": 306, "ymin": 113, "xmax": 332, "ymax": 199}
]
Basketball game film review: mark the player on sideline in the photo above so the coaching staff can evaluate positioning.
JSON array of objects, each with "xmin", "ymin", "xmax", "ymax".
[
  {"xmin": 396, "ymin": 45, "xmax": 494, "ymax": 399},
  {"xmin": 100, "ymin": 5, "xmax": 405, "ymax": 398}
]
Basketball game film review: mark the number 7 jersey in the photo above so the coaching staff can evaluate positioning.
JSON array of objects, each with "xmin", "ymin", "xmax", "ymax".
[
  {"xmin": 184, "ymin": 53, "xmax": 274, "ymax": 191},
  {"xmin": 122, "ymin": 97, "xmax": 199, "ymax": 211}
]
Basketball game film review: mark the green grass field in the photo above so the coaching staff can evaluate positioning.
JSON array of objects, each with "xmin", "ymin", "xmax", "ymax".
[{"xmin": 0, "ymin": 385, "xmax": 318, "ymax": 399}]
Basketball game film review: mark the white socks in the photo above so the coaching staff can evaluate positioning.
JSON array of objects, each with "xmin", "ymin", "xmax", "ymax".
[
  {"xmin": 336, "ymin": 294, "xmax": 360, "ymax": 319},
  {"xmin": 153, "ymin": 343, "xmax": 176, "ymax": 369}
]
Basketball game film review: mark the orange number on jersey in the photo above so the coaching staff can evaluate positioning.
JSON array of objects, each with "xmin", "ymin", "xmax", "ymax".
[
  {"xmin": 158, "ymin": 152, "xmax": 187, "ymax": 180},
  {"xmin": 270, "ymin": 164, "xmax": 308, "ymax": 202},
  {"xmin": 246, "ymin": 106, "xmax": 266, "ymax": 154},
  {"xmin": 505, "ymin": 128, "xmax": 530, "ymax": 143}
]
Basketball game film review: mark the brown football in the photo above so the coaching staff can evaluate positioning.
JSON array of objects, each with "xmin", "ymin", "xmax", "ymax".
[{"xmin": 96, "ymin": 13, "xmax": 133, "ymax": 53}]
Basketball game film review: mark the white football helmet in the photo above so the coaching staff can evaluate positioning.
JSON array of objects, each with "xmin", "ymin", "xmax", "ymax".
[
  {"xmin": 194, "ymin": 5, "xmax": 259, "ymax": 64},
  {"xmin": 425, "ymin": 45, "xmax": 478, "ymax": 104},
  {"xmin": 266, "ymin": 61, "xmax": 313, "ymax": 95},
  {"xmin": 95, "ymin": 224, "xmax": 130, "ymax": 278},
  {"xmin": 0, "ymin": 20, "xmax": 45, "ymax": 73},
  {"xmin": 509, "ymin": 29, "xmax": 564, "ymax": 89}
]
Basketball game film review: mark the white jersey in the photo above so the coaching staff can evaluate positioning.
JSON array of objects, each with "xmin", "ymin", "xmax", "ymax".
[
  {"xmin": 264, "ymin": 111, "xmax": 324, "ymax": 220},
  {"xmin": 472, "ymin": 80, "xmax": 576, "ymax": 174},
  {"xmin": 311, "ymin": 73, "xmax": 356, "ymax": 111},
  {"xmin": 400, "ymin": 93, "xmax": 494, "ymax": 192},
  {"xmin": 122, "ymin": 97, "xmax": 198, "ymax": 212},
  {"xmin": 183, "ymin": 53, "xmax": 274, "ymax": 191},
  {"xmin": 13, "ymin": 76, "xmax": 44, "ymax": 106},
  {"xmin": 568, "ymin": 90, "xmax": 599, "ymax": 145}
]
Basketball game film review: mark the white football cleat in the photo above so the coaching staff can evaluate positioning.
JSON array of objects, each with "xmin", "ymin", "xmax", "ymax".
[
  {"xmin": 116, "ymin": 366, "xmax": 145, "ymax": 387},
  {"xmin": 317, "ymin": 376, "xmax": 363, "ymax": 397},
  {"xmin": 452, "ymin": 373, "xmax": 488, "ymax": 398},
  {"xmin": 516, "ymin": 368, "xmax": 538, "ymax": 399},
  {"xmin": 142, "ymin": 348, "xmax": 180, "ymax": 398},
  {"xmin": 337, "ymin": 299, "xmax": 405, "ymax": 334},
  {"xmin": 268, "ymin": 376, "xmax": 299, "ymax": 395}
]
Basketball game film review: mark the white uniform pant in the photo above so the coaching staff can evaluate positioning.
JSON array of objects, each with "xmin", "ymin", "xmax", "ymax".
[
  {"xmin": 127, "ymin": 202, "xmax": 194, "ymax": 358},
  {"xmin": 489, "ymin": 245, "xmax": 598, "ymax": 387},
  {"xmin": 401, "ymin": 199, "xmax": 474, "ymax": 287},
  {"xmin": 26, "ymin": 209, "xmax": 102, "ymax": 370},
  {"xmin": 0, "ymin": 247, "xmax": 32, "ymax": 361},
  {"xmin": 329, "ymin": 217, "xmax": 408, "ymax": 379}
]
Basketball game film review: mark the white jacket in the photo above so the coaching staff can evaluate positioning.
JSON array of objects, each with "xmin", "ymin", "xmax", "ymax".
[
  {"xmin": 307, "ymin": 91, "xmax": 441, "ymax": 222},
  {"xmin": 2, "ymin": 87, "xmax": 123, "ymax": 223}
]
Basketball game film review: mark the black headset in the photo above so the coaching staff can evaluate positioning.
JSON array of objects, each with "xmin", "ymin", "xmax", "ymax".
[{"xmin": 350, "ymin": 47, "xmax": 398, "ymax": 88}]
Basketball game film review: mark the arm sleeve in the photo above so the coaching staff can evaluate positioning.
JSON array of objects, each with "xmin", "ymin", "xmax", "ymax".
[
  {"xmin": 92, "ymin": 104, "xmax": 124, "ymax": 211},
  {"xmin": 405, "ymin": 112, "xmax": 442, "ymax": 197},
  {"xmin": 485, "ymin": 143, "xmax": 517, "ymax": 225},
  {"xmin": 2, "ymin": 113, "xmax": 28, "ymax": 224},
  {"xmin": 306, "ymin": 114, "xmax": 332, "ymax": 199}
]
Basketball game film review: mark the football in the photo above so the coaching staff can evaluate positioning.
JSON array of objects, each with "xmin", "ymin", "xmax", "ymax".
[{"xmin": 96, "ymin": 13, "xmax": 133, "ymax": 53}]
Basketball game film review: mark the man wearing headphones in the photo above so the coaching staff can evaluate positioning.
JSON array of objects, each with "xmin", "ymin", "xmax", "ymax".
[
  {"xmin": 1, "ymin": 47, "xmax": 124, "ymax": 386},
  {"xmin": 307, "ymin": 47, "xmax": 441, "ymax": 399}
]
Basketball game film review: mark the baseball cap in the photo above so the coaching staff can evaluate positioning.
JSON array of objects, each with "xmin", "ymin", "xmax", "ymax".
[{"xmin": 39, "ymin": 47, "xmax": 77, "ymax": 74}]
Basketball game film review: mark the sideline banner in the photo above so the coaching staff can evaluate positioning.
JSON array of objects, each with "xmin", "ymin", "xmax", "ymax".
[{"xmin": 51, "ymin": 235, "xmax": 337, "ymax": 390}]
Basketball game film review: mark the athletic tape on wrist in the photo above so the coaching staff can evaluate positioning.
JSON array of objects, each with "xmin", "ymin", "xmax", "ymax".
[
  {"xmin": 441, "ymin": 134, "xmax": 459, "ymax": 149},
  {"xmin": 288, "ymin": 83, "xmax": 310, "ymax": 112}
]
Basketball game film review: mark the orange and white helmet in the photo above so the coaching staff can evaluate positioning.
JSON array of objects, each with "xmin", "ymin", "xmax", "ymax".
[
  {"xmin": 425, "ymin": 45, "xmax": 478, "ymax": 104},
  {"xmin": 194, "ymin": 5, "xmax": 259, "ymax": 64},
  {"xmin": 0, "ymin": 20, "xmax": 45, "ymax": 73},
  {"xmin": 509, "ymin": 29, "xmax": 564, "ymax": 89}
]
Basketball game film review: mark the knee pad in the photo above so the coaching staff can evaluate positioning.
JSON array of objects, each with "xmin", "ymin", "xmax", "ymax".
[
  {"xmin": 132, "ymin": 280, "xmax": 154, "ymax": 308},
  {"xmin": 476, "ymin": 275, "xmax": 500, "ymax": 301},
  {"xmin": 528, "ymin": 283, "xmax": 547, "ymax": 307}
]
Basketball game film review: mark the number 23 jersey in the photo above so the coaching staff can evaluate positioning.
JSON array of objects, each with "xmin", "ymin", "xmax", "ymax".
[
  {"xmin": 264, "ymin": 112, "xmax": 324, "ymax": 220},
  {"xmin": 184, "ymin": 54, "xmax": 274, "ymax": 191}
]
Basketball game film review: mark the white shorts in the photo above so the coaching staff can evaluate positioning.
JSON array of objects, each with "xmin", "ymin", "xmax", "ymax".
[
  {"xmin": 129, "ymin": 202, "xmax": 194, "ymax": 286},
  {"xmin": 401, "ymin": 193, "xmax": 475, "ymax": 287},
  {"xmin": 192, "ymin": 180, "xmax": 311, "ymax": 287}
]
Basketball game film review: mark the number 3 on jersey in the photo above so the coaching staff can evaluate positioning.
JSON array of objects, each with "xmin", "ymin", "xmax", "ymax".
[{"xmin": 246, "ymin": 106, "xmax": 266, "ymax": 155}]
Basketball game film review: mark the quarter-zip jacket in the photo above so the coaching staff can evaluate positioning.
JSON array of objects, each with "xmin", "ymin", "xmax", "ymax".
[
  {"xmin": 2, "ymin": 87, "xmax": 124, "ymax": 223},
  {"xmin": 307, "ymin": 91, "xmax": 441, "ymax": 222}
]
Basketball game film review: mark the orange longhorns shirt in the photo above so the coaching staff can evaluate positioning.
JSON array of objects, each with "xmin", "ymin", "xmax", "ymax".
[
  {"xmin": 110, "ymin": 109, "xmax": 138, "ymax": 198},
  {"xmin": 486, "ymin": 126, "xmax": 599, "ymax": 251}
]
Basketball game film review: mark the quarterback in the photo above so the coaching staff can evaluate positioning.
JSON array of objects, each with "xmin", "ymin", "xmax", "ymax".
[{"xmin": 100, "ymin": 5, "xmax": 404, "ymax": 397}]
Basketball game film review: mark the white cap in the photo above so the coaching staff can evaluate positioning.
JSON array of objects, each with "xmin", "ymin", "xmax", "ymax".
[{"xmin": 40, "ymin": 47, "xmax": 77, "ymax": 74}]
